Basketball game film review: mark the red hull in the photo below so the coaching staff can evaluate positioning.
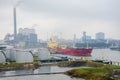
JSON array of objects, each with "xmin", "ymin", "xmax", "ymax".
[{"xmin": 49, "ymin": 48, "xmax": 92, "ymax": 56}]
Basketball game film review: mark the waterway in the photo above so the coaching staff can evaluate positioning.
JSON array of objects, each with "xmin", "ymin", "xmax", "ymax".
[
  {"xmin": 0, "ymin": 66, "xmax": 84, "ymax": 80},
  {"xmin": 92, "ymin": 49, "xmax": 120, "ymax": 62},
  {"xmin": 52, "ymin": 48, "xmax": 120, "ymax": 62},
  {"xmin": 0, "ymin": 49, "xmax": 120, "ymax": 80},
  {"xmin": 0, "ymin": 74, "xmax": 84, "ymax": 80}
]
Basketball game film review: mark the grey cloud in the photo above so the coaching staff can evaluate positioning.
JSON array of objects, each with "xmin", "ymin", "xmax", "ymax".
[
  {"xmin": 0, "ymin": 0, "xmax": 120, "ymax": 39},
  {"xmin": 18, "ymin": 0, "xmax": 120, "ymax": 22}
]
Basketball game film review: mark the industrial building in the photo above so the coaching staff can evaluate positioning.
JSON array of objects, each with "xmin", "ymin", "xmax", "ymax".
[
  {"xmin": 96, "ymin": 32, "xmax": 105, "ymax": 40},
  {"xmin": 81, "ymin": 32, "xmax": 92, "ymax": 43},
  {"xmin": 15, "ymin": 28, "xmax": 38, "ymax": 48}
]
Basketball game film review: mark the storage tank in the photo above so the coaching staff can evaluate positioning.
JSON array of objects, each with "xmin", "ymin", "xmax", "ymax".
[
  {"xmin": 5, "ymin": 48, "xmax": 16, "ymax": 61},
  {"xmin": 38, "ymin": 48, "xmax": 51, "ymax": 61},
  {"xmin": 16, "ymin": 50, "xmax": 34, "ymax": 63},
  {"xmin": 0, "ymin": 50, "xmax": 6, "ymax": 63}
]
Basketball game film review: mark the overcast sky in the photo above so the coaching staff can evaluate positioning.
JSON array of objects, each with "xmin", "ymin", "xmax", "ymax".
[{"xmin": 0, "ymin": 0, "xmax": 120, "ymax": 40}]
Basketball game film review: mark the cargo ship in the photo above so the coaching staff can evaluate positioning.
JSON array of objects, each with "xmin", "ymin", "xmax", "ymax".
[{"xmin": 47, "ymin": 41, "xmax": 92, "ymax": 56}]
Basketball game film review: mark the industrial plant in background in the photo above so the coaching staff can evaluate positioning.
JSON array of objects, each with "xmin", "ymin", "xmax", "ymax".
[
  {"xmin": 16, "ymin": 28, "xmax": 38, "ymax": 48},
  {"xmin": 4, "ymin": 2, "xmax": 38, "ymax": 48},
  {"xmin": 4, "ymin": 28, "xmax": 38, "ymax": 48}
]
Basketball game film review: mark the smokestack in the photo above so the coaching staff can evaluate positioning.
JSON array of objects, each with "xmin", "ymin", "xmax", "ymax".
[
  {"xmin": 13, "ymin": 1, "xmax": 23, "ymax": 47},
  {"xmin": 13, "ymin": 7, "xmax": 17, "ymax": 47}
]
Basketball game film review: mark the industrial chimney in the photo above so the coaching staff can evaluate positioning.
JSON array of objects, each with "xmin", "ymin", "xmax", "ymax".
[{"xmin": 13, "ymin": 7, "xmax": 17, "ymax": 47}]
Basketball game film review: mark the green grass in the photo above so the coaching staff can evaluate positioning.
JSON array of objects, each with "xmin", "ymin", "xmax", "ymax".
[
  {"xmin": 64, "ymin": 61, "xmax": 120, "ymax": 80},
  {"xmin": 58, "ymin": 60, "xmax": 87, "ymax": 67},
  {"xmin": 33, "ymin": 55, "xmax": 38, "ymax": 61},
  {"xmin": 0, "ymin": 62, "xmax": 41, "ymax": 71},
  {"xmin": 33, "ymin": 61, "xmax": 41, "ymax": 67},
  {"xmin": 65, "ymin": 67, "xmax": 116, "ymax": 80},
  {"xmin": 86, "ymin": 61, "xmax": 104, "ymax": 67},
  {"xmin": 0, "ymin": 62, "xmax": 25, "ymax": 70}
]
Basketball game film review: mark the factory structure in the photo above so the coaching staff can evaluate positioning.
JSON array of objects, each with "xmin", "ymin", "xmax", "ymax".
[
  {"xmin": 4, "ymin": 28, "xmax": 38, "ymax": 48},
  {"xmin": 0, "ymin": 3, "xmax": 50, "ymax": 63},
  {"xmin": 3, "ymin": 5, "xmax": 38, "ymax": 48},
  {"xmin": 16, "ymin": 28, "xmax": 38, "ymax": 48}
]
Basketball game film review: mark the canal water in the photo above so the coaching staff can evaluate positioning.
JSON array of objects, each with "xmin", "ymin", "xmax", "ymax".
[
  {"xmin": 0, "ymin": 74, "xmax": 84, "ymax": 80},
  {"xmin": 52, "ymin": 49, "xmax": 120, "ymax": 62},
  {"xmin": 0, "ymin": 49, "xmax": 119, "ymax": 80},
  {"xmin": 0, "ymin": 66, "xmax": 84, "ymax": 80},
  {"xmin": 92, "ymin": 49, "xmax": 120, "ymax": 62}
]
